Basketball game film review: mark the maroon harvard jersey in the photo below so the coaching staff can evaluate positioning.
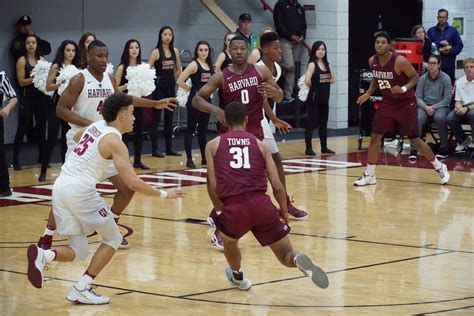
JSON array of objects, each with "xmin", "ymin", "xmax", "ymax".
[
  {"xmin": 214, "ymin": 130, "xmax": 267, "ymax": 201},
  {"xmin": 221, "ymin": 64, "xmax": 265, "ymax": 139},
  {"xmin": 371, "ymin": 53, "xmax": 415, "ymax": 106}
]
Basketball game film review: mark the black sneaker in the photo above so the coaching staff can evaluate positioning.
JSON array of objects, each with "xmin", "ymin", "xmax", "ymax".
[
  {"xmin": 305, "ymin": 149, "xmax": 316, "ymax": 156},
  {"xmin": 152, "ymin": 151, "xmax": 165, "ymax": 158},
  {"xmin": 408, "ymin": 148, "xmax": 417, "ymax": 161},
  {"xmin": 435, "ymin": 147, "xmax": 449, "ymax": 159}
]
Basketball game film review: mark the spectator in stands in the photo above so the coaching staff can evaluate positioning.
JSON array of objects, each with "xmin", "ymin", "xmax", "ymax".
[
  {"xmin": 0, "ymin": 71, "xmax": 18, "ymax": 196},
  {"xmin": 10, "ymin": 15, "xmax": 51, "ymax": 63},
  {"xmin": 235, "ymin": 13, "xmax": 258, "ymax": 54},
  {"xmin": 447, "ymin": 58, "xmax": 474, "ymax": 153},
  {"xmin": 411, "ymin": 25, "xmax": 437, "ymax": 65},
  {"xmin": 427, "ymin": 9, "xmax": 463, "ymax": 84},
  {"xmin": 414, "ymin": 54, "xmax": 452, "ymax": 159},
  {"xmin": 273, "ymin": 0, "xmax": 307, "ymax": 100}
]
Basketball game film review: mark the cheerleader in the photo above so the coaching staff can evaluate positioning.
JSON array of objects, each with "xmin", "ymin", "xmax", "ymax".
[
  {"xmin": 214, "ymin": 32, "xmax": 235, "ymax": 71},
  {"xmin": 12, "ymin": 35, "xmax": 48, "ymax": 170},
  {"xmin": 115, "ymin": 39, "xmax": 149, "ymax": 170},
  {"xmin": 78, "ymin": 32, "xmax": 96, "ymax": 69},
  {"xmin": 147, "ymin": 26, "xmax": 182, "ymax": 157},
  {"xmin": 176, "ymin": 41, "xmax": 213, "ymax": 168},
  {"xmin": 303, "ymin": 41, "xmax": 336, "ymax": 155},
  {"xmin": 39, "ymin": 40, "xmax": 80, "ymax": 181}
]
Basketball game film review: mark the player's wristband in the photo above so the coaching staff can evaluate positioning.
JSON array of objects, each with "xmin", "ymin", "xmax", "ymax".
[
  {"xmin": 160, "ymin": 190, "xmax": 168, "ymax": 198},
  {"xmin": 401, "ymin": 86, "xmax": 407, "ymax": 93}
]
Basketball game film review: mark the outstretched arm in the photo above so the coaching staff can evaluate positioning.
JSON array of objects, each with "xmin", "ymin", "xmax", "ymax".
[{"xmin": 192, "ymin": 72, "xmax": 225, "ymax": 124}]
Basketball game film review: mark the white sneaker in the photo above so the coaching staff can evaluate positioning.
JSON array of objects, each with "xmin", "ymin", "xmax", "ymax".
[
  {"xmin": 455, "ymin": 137, "xmax": 472, "ymax": 152},
  {"xmin": 66, "ymin": 285, "xmax": 110, "ymax": 305},
  {"xmin": 436, "ymin": 163, "xmax": 450, "ymax": 185},
  {"xmin": 294, "ymin": 253, "xmax": 329, "ymax": 289},
  {"xmin": 206, "ymin": 217, "xmax": 216, "ymax": 227},
  {"xmin": 225, "ymin": 267, "xmax": 252, "ymax": 290},
  {"xmin": 27, "ymin": 244, "xmax": 47, "ymax": 288},
  {"xmin": 354, "ymin": 173, "xmax": 376, "ymax": 186}
]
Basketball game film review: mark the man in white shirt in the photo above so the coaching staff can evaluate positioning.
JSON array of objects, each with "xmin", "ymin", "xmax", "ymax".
[{"xmin": 447, "ymin": 58, "xmax": 474, "ymax": 152}]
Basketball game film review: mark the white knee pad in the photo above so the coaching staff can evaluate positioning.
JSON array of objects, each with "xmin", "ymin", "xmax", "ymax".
[
  {"xmin": 68, "ymin": 235, "xmax": 89, "ymax": 262},
  {"xmin": 95, "ymin": 216, "xmax": 123, "ymax": 250}
]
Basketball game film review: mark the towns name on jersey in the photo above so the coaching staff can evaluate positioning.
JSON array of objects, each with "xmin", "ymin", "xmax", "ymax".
[
  {"xmin": 372, "ymin": 70, "xmax": 394, "ymax": 80},
  {"xmin": 227, "ymin": 76, "xmax": 259, "ymax": 92},
  {"xmin": 227, "ymin": 137, "xmax": 250, "ymax": 146},
  {"xmin": 88, "ymin": 88, "xmax": 113, "ymax": 98}
]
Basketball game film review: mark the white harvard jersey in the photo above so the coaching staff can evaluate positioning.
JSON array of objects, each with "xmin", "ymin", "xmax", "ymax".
[
  {"xmin": 256, "ymin": 60, "xmax": 281, "ymax": 82},
  {"xmin": 60, "ymin": 120, "xmax": 121, "ymax": 186},
  {"xmin": 68, "ymin": 69, "xmax": 114, "ymax": 137}
]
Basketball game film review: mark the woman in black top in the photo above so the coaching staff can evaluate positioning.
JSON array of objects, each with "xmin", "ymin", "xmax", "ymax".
[
  {"xmin": 214, "ymin": 32, "xmax": 234, "ymax": 72},
  {"xmin": 177, "ymin": 41, "xmax": 214, "ymax": 168},
  {"xmin": 39, "ymin": 40, "xmax": 80, "ymax": 181},
  {"xmin": 114, "ymin": 39, "xmax": 150, "ymax": 170},
  {"xmin": 303, "ymin": 41, "xmax": 336, "ymax": 155},
  {"xmin": 411, "ymin": 25, "xmax": 436, "ymax": 64},
  {"xmin": 13, "ymin": 35, "xmax": 49, "ymax": 170},
  {"xmin": 78, "ymin": 32, "xmax": 96, "ymax": 69},
  {"xmin": 147, "ymin": 26, "xmax": 182, "ymax": 158}
]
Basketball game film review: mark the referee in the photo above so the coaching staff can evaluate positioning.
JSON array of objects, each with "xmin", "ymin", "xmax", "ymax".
[{"xmin": 0, "ymin": 71, "xmax": 18, "ymax": 196}]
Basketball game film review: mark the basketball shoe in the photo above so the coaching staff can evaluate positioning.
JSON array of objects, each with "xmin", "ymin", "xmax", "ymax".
[
  {"xmin": 436, "ymin": 163, "xmax": 450, "ymax": 185},
  {"xmin": 67, "ymin": 285, "xmax": 110, "ymax": 304},
  {"xmin": 211, "ymin": 230, "xmax": 224, "ymax": 251},
  {"xmin": 27, "ymin": 244, "xmax": 47, "ymax": 288},
  {"xmin": 354, "ymin": 172, "xmax": 376, "ymax": 186},
  {"xmin": 294, "ymin": 253, "xmax": 329, "ymax": 289},
  {"xmin": 225, "ymin": 267, "xmax": 252, "ymax": 290},
  {"xmin": 287, "ymin": 196, "xmax": 308, "ymax": 220},
  {"xmin": 37, "ymin": 234, "xmax": 53, "ymax": 250}
]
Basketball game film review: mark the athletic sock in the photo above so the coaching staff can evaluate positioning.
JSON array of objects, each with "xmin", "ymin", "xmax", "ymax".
[
  {"xmin": 366, "ymin": 164, "xmax": 376, "ymax": 176},
  {"xmin": 75, "ymin": 272, "xmax": 95, "ymax": 291},
  {"xmin": 431, "ymin": 158, "xmax": 443, "ymax": 170},
  {"xmin": 43, "ymin": 225, "xmax": 56, "ymax": 236}
]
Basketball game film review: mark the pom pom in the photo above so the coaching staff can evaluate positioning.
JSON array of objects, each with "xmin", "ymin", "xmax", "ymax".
[
  {"xmin": 297, "ymin": 75, "xmax": 309, "ymax": 102},
  {"xmin": 56, "ymin": 65, "xmax": 80, "ymax": 95},
  {"xmin": 125, "ymin": 63, "xmax": 156, "ymax": 97},
  {"xmin": 176, "ymin": 78, "xmax": 192, "ymax": 108},
  {"xmin": 106, "ymin": 63, "xmax": 114, "ymax": 75},
  {"xmin": 31, "ymin": 60, "xmax": 53, "ymax": 96}
]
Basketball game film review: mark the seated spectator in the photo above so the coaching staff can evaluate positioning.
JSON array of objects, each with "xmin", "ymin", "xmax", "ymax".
[
  {"xmin": 447, "ymin": 58, "xmax": 474, "ymax": 152},
  {"xmin": 414, "ymin": 54, "xmax": 451, "ymax": 159}
]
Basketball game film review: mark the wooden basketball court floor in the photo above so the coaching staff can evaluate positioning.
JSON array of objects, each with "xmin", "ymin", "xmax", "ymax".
[{"xmin": 0, "ymin": 135, "xmax": 472, "ymax": 315}]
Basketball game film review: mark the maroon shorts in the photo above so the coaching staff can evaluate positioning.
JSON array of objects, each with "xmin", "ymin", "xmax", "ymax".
[
  {"xmin": 372, "ymin": 100, "xmax": 419, "ymax": 139},
  {"xmin": 216, "ymin": 192, "xmax": 291, "ymax": 246}
]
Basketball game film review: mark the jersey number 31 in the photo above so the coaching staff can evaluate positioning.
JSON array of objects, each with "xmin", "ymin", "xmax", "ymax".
[{"xmin": 229, "ymin": 147, "xmax": 250, "ymax": 169}]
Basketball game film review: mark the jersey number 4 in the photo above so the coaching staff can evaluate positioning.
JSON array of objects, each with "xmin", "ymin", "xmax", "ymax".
[
  {"xmin": 377, "ymin": 79, "xmax": 392, "ymax": 90},
  {"xmin": 229, "ymin": 147, "xmax": 251, "ymax": 169},
  {"xmin": 74, "ymin": 134, "xmax": 95, "ymax": 156}
]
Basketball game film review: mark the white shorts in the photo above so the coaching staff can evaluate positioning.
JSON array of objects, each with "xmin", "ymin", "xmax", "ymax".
[
  {"xmin": 261, "ymin": 117, "xmax": 279, "ymax": 154},
  {"xmin": 52, "ymin": 175, "xmax": 113, "ymax": 236},
  {"xmin": 66, "ymin": 130, "xmax": 117, "ymax": 181}
]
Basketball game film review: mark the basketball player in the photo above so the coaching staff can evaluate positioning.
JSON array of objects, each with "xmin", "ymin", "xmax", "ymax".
[
  {"xmin": 27, "ymin": 93, "xmax": 184, "ymax": 304},
  {"xmin": 193, "ymin": 36, "xmax": 306, "ymax": 250},
  {"xmin": 355, "ymin": 32, "xmax": 450, "ymax": 186},
  {"xmin": 205, "ymin": 101, "xmax": 328, "ymax": 290},
  {"xmin": 257, "ymin": 32, "xmax": 308, "ymax": 220},
  {"xmin": 36, "ymin": 40, "xmax": 177, "ymax": 250}
]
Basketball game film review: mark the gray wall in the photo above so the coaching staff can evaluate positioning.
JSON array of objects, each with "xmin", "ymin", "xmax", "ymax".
[{"xmin": 0, "ymin": 0, "xmax": 189, "ymax": 143}]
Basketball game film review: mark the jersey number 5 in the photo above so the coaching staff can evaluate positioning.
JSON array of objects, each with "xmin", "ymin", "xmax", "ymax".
[
  {"xmin": 229, "ymin": 146, "xmax": 250, "ymax": 169},
  {"xmin": 377, "ymin": 79, "xmax": 392, "ymax": 90},
  {"xmin": 74, "ymin": 134, "xmax": 95, "ymax": 156}
]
